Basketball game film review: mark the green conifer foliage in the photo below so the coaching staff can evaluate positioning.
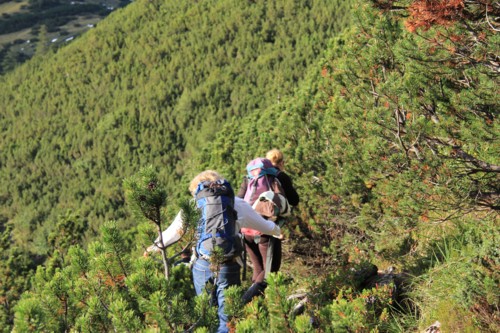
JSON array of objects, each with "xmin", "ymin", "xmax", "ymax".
[
  {"xmin": 34, "ymin": 25, "xmax": 50, "ymax": 57},
  {"xmin": 123, "ymin": 166, "xmax": 200, "ymax": 280},
  {"xmin": 1, "ymin": 1, "xmax": 352, "ymax": 328},
  {"xmin": 0, "ymin": 0, "xmax": 349, "ymax": 256},
  {"xmin": 200, "ymin": 0, "xmax": 498, "ymax": 270},
  {"xmin": 0, "ymin": 227, "xmax": 36, "ymax": 333},
  {"xmin": 47, "ymin": 210, "xmax": 86, "ymax": 262},
  {"xmin": 13, "ymin": 220, "xmax": 198, "ymax": 332},
  {"xmin": 196, "ymin": 1, "xmax": 498, "ymax": 330},
  {"xmin": 4, "ymin": 0, "xmax": 498, "ymax": 331},
  {"xmin": 124, "ymin": 165, "xmax": 172, "ymax": 279}
]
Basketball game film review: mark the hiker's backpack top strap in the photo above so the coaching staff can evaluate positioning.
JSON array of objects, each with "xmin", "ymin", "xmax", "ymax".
[
  {"xmin": 244, "ymin": 158, "xmax": 280, "ymax": 205},
  {"xmin": 195, "ymin": 179, "xmax": 233, "ymax": 200},
  {"xmin": 246, "ymin": 158, "xmax": 278, "ymax": 179}
]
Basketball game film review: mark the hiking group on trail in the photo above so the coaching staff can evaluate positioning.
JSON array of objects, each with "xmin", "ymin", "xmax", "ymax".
[{"xmin": 144, "ymin": 149, "xmax": 299, "ymax": 333}]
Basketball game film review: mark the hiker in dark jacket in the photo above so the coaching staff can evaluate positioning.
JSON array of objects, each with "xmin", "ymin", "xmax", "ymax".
[
  {"xmin": 266, "ymin": 149, "xmax": 300, "ymax": 206},
  {"xmin": 238, "ymin": 150, "xmax": 299, "ymax": 303}
]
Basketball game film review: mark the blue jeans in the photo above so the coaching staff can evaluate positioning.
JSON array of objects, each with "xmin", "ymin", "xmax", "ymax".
[{"xmin": 192, "ymin": 258, "xmax": 241, "ymax": 333}]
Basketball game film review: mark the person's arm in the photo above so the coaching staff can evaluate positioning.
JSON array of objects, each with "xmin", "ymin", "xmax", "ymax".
[
  {"xmin": 278, "ymin": 172, "xmax": 299, "ymax": 206},
  {"xmin": 145, "ymin": 211, "xmax": 185, "ymax": 254},
  {"xmin": 236, "ymin": 177, "xmax": 248, "ymax": 198},
  {"xmin": 234, "ymin": 197, "xmax": 281, "ymax": 237}
]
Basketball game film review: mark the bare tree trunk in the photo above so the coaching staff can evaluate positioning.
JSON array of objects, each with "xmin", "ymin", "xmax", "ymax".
[
  {"xmin": 160, "ymin": 247, "xmax": 170, "ymax": 280},
  {"xmin": 155, "ymin": 219, "xmax": 170, "ymax": 280}
]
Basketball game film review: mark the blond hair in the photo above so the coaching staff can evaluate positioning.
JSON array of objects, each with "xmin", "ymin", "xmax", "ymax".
[
  {"xmin": 188, "ymin": 170, "xmax": 223, "ymax": 194},
  {"xmin": 265, "ymin": 149, "xmax": 284, "ymax": 166}
]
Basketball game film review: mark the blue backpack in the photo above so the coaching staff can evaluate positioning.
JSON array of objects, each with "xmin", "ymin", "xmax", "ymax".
[{"xmin": 194, "ymin": 179, "xmax": 242, "ymax": 260}]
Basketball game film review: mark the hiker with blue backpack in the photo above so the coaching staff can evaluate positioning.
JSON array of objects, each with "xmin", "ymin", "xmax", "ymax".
[
  {"xmin": 144, "ymin": 170, "xmax": 283, "ymax": 333},
  {"xmin": 237, "ymin": 150, "xmax": 299, "ymax": 303}
]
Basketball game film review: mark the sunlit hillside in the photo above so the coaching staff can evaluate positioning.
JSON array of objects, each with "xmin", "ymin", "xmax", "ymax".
[
  {"xmin": 0, "ymin": 0, "xmax": 352, "ymax": 330},
  {"xmin": 0, "ymin": 0, "xmax": 498, "ymax": 332}
]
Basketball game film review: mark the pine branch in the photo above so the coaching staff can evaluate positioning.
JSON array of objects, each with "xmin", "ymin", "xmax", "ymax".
[
  {"xmin": 451, "ymin": 147, "xmax": 500, "ymax": 173},
  {"xmin": 153, "ymin": 218, "xmax": 170, "ymax": 280},
  {"xmin": 395, "ymin": 107, "xmax": 410, "ymax": 160},
  {"xmin": 370, "ymin": 0, "xmax": 408, "ymax": 12}
]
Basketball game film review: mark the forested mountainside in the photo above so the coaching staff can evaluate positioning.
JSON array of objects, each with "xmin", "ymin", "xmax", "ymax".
[
  {"xmin": 1, "ymin": 0, "xmax": 498, "ymax": 332},
  {"xmin": 0, "ymin": 0, "xmax": 350, "ymax": 248},
  {"xmin": 0, "ymin": 0, "xmax": 352, "ymax": 330}
]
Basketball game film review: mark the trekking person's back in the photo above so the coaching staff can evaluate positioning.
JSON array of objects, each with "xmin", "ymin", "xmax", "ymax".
[
  {"xmin": 144, "ymin": 170, "xmax": 283, "ymax": 333},
  {"xmin": 239, "ymin": 151, "xmax": 300, "ymax": 304},
  {"xmin": 194, "ymin": 179, "xmax": 242, "ymax": 260},
  {"xmin": 239, "ymin": 157, "xmax": 290, "ymax": 224}
]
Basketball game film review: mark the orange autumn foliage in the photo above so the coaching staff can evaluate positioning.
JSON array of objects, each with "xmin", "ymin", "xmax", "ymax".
[
  {"xmin": 405, "ymin": 0, "xmax": 465, "ymax": 32},
  {"xmin": 321, "ymin": 67, "xmax": 328, "ymax": 77}
]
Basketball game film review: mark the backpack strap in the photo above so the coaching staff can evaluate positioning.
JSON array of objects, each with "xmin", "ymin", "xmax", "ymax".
[
  {"xmin": 248, "ymin": 177, "xmax": 258, "ymax": 204},
  {"xmin": 264, "ymin": 237, "xmax": 276, "ymax": 279},
  {"xmin": 241, "ymin": 233, "xmax": 247, "ymax": 280},
  {"xmin": 264, "ymin": 174, "xmax": 272, "ymax": 191}
]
